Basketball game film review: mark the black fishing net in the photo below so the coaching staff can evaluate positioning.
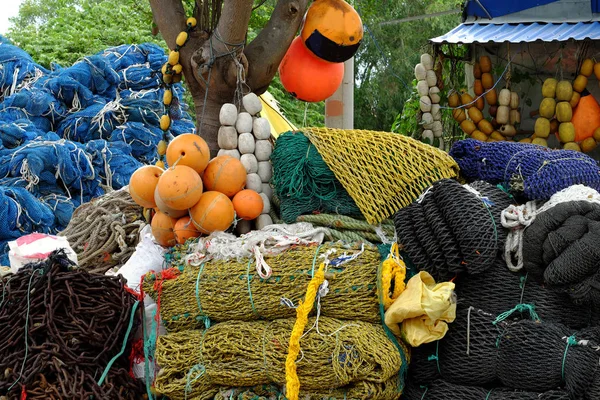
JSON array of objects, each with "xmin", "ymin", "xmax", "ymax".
[
  {"xmin": 406, "ymin": 307, "xmax": 600, "ymax": 398},
  {"xmin": 394, "ymin": 179, "xmax": 512, "ymax": 280},
  {"xmin": 455, "ymin": 257, "xmax": 594, "ymax": 329},
  {"xmin": 523, "ymin": 200, "xmax": 600, "ymax": 308},
  {"xmin": 403, "ymin": 379, "xmax": 571, "ymax": 400}
]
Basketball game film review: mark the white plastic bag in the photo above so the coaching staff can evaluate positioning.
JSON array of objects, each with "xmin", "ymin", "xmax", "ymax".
[{"xmin": 8, "ymin": 233, "xmax": 78, "ymax": 274}]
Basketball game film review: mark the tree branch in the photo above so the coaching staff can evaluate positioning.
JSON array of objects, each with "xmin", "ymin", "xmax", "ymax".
[
  {"xmin": 244, "ymin": 0, "xmax": 309, "ymax": 94},
  {"xmin": 212, "ymin": 0, "xmax": 254, "ymax": 53}
]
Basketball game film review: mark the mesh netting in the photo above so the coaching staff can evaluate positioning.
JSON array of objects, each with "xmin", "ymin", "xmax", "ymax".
[
  {"xmin": 211, "ymin": 378, "xmax": 402, "ymax": 400},
  {"xmin": 449, "ymin": 139, "xmax": 600, "ymax": 201},
  {"xmin": 407, "ymin": 307, "xmax": 600, "ymax": 397},
  {"xmin": 394, "ymin": 179, "xmax": 512, "ymax": 280},
  {"xmin": 299, "ymin": 128, "xmax": 459, "ymax": 225},
  {"xmin": 271, "ymin": 131, "xmax": 362, "ymax": 223},
  {"xmin": 455, "ymin": 257, "xmax": 594, "ymax": 329},
  {"xmin": 143, "ymin": 243, "xmax": 392, "ymax": 331},
  {"xmin": 523, "ymin": 200, "xmax": 600, "ymax": 308},
  {"xmin": 403, "ymin": 380, "xmax": 570, "ymax": 400},
  {"xmin": 153, "ymin": 317, "xmax": 407, "ymax": 399}
]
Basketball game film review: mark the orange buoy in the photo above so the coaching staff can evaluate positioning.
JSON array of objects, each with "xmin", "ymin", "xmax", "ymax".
[
  {"xmin": 301, "ymin": 0, "xmax": 363, "ymax": 63},
  {"xmin": 572, "ymin": 90, "xmax": 600, "ymax": 142},
  {"xmin": 202, "ymin": 155, "xmax": 247, "ymax": 198},
  {"xmin": 232, "ymin": 189, "xmax": 264, "ymax": 220},
  {"xmin": 166, "ymin": 134, "xmax": 211, "ymax": 174},
  {"xmin": 279, "ymin": 36, "xmax": 344, "ymax": 102},
  {"xmin": 129, "ymin": 165, "xmax": 163, "ymax": 208},
  {"xmin": 151, "ymin": 211, "xmax": 178, "ymax": 247},
  {"xmin": 154, "ymin": 185, "xmax": 187, "ymax": 218},
  {"xmin": 174, "ymin": 216, "xmax": 201, "ymax": 244},
  {"xmin": 189, "ymin": 191, "xmax": 235, "ymax": 234},
  {"xmin": 157, "ymin": 165, "xmax": 203, "ymax": 210}
]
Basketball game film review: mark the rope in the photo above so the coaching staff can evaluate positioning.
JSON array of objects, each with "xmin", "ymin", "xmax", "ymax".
[
  {"xmin": 492, "ymin": 303, "xmax": 541, "ymax": 325},
  {"xmin": 285, "ymin": 263, "xmax": 326, "ymax": 400},
  {"xmin": 561, "ymin": 335, "xmax": 578, "ymax": 381}
]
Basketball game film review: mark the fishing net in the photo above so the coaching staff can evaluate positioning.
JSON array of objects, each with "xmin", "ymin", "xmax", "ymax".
[
  {"xmin": 403, "ymin": 380, "xmax": 570, "ymax": 400},
  {"xmin": 302, "ymin": 128, "xmax": 459, "ymax": 225},
  {"xmin": 212, "ymin": 377, "xmax": 402, "ymax": 400},
  {"xmin": 153, "ymin": 317, "xmax": 406, "ymax": 399},
  {"xmin": 0, "ymin": 119, "xmax": 45, "ymax": 149},
  {"xmin": 271, "ymin": 131, "xmax": 363, "ymax": 223},
  {"xmin": 85, "ymin": 139, "xmax": 143, "ymax": 189},
  {"xmin": 450, "ymin": 139, "xmax": 600, "ymax": 200},
  {"xmin": 0, "ymin": 41, "xmax": 48, "ymax": 101},
  {"xmin": 0, "ymin": 250, "xmax": 145, "ymax": 399},
  {"xmin": 394, "ymin": 179, "xmax": 512, "ymax": 281},
  {"xmin": 455, "ymin": 257, "xmax": 594, "ymax": 330},
  {"xmin": 109, "ymin": 121, "xmax": 163, "ymax": 164},
  {"xmin": 59, "ymin": 189, "xmax": 145, "ymax": 273},
  {"xmin": 294, "ymin": 214, "xmax": 395, "ymax": 244},
  {"xmin": 523, "ymin": 200, "xmax": 600, "ymax": 308},
  {"xmin": 408, "ymin": 307, "xmax": 600, "ymax": 397},
  {"xmin": 142, "ymin": 243, "xmax": 398, "ymax": 331}
]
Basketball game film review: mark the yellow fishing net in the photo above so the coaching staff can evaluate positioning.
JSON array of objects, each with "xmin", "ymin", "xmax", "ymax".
[
  {"xmin": 143, "ymin": 243, "xmax": 404, "ymax": 332},
  {"xmin": 302, "ymin": 128, "xmax": 460, "ymax": 224},
  {"xmin": 153, "ymin": 317, "xmax": 407, "ymax": 400}
]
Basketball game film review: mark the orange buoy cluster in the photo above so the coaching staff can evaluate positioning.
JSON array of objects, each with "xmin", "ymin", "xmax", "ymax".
[
  {"xmin": 279, "ymin": 0, "xmax": 362, "ymax": 102},
  {"xmin": 129, "ymin": 134, "xmax": 264, "ymax": 247}
]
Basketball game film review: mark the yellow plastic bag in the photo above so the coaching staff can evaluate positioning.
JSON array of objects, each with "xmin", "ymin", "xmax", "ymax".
[{"xmin": 384, "ymin": 271, "xmax": 456, "ymax": 347}]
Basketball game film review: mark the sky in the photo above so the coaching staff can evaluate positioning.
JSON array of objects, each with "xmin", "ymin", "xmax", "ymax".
[{"xmin": 0, "ymin": 0, "xmax": 23, "ymax": 34}]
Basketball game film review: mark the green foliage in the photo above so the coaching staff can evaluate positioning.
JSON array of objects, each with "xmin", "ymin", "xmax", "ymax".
[
  {"xmin": 7, "ymin": 0, "xmax": 164, "ymax": 68},
  {"xmin": 355, "ymin": 0, "xmax": 461, "ymax": 132}
]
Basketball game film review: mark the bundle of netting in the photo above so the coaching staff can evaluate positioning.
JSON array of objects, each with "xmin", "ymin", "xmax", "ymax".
[
  {"xmin": 0, "ymin": 250, "xmax": 144, "ymax": 399},
  {"xmin": 152, "ymin": 317, "xmax": 407, "ymax": 400},
  {"xmin": 142, "ymin": 242, "xmax": 403, "ymax": 331},
  {"xmin": 403, "ymin": 380, "xmax": 570, "ymax": 400},
  {"xmin": 0, "ymin": 41, "xmax": 195, "ymax": 262},
  {"xmin": 455, "ymin": 257, "xmax": 596, "ymax": 329},
  {"xmin": 271, "ymin": 131, "xmax": 363, "ymax": 223},
  {"xmin": 59, "ymin": 188, "xmax": 145, "ymax": 273},
  {"xmin": 212, "ymin": 379, "xmax": 402, "ymax": 400},
  {"xmin": 394, "ymin": 179, "xmax": 512, "ymax": 281},
  {"xmin": 407, "ymin": 307, "xmax": 600, "ymax": 398},
  {"xmin": 294, "ymin": 214, "xmax": 396, "ymax": 244},
  {"xmin": 522, "ymin": 200, "xmax": 600, "ymax": 308},
  {"xmin": 449, "ymin": 139, "xmax": 600, "ymax": 201}
]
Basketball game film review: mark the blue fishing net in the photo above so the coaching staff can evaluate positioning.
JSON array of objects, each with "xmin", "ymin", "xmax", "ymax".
[
  {"xmin": 122, "ymin": 97, "xmax": 162, "ymax": 126},
  {"xmin": 109, "ymin": 122, "xmax": 162, "ymax": 163},
  {"xmin": 450, "ymin": 139, "xmax": 600, "ymax": 200},
  {"xmin": 85, "ymin": 139, "xmax": 142, "ymax": 189},
  {"xmin": 0, "ymin": 42, "xmax": 48, "ymax": 100},
  {"xmin": 56, "ymin": 101, "xmax": 123, "ymax": 142},
  {"xmin": 0, "ymin": 119, "xmax": 44, "ymax": 148},
  {"xmin": 0, "ymin": 186, "xmax": 55, "ymax": 240}
]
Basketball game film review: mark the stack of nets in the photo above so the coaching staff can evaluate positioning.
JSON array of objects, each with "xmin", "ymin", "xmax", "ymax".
[
  {"xmin": 153, "ymin": 317, "xmax": 406, "ymax": 400},
  {"xmin": 403, "ymin": 380, "xmax": 570, "ymax": 399},
  {"xmin": 142, "ymin": 243, "xmax": 389, "ymax": 331},
  {"xmin": 0, "ymin": 250, "xmax": 144, "ymax": 399},
  {"xmin": 449, "ymin": 139, "xmax": 600, "ymax": 201},
  {"xmin": 394, "ymin": 179, "xmax": 513, "ymax": 281},
  {"xmin": 59, "ymin": 188, "xmax": 145, "ymax": 273},
  {"xmin": 0, "ymin": 40, "xmax": 195, "ymax": 263},
  {"xmin": 523, "ymin": 200, "xmax": 600, "ymax": 309},
  {"xmin": 408, "ymin": 307, "xmax": 600, "ymax": 399},
  {"xmin": 295, "ymin": 214, "xmax": 396, "ymax": 244},
  {"xmin": 271, "ymin": 131, "xmax": 363, "ymax": 223}
]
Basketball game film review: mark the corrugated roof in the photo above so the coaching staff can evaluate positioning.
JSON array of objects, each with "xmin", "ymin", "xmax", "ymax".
[{"xmin": 430, "ymin": 22, "xmax": 600, "ymax": 43}]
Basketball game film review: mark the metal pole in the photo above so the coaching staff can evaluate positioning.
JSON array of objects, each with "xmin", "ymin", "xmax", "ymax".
[{"xmin": 325, "ymin": 57, "xmax": 354, "ymax": 129}]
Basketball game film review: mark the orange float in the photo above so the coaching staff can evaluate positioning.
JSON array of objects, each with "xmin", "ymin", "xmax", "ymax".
[
  {"xmin": 174, "ymin": 216, "xmax": 201, "ymax": 244},
  {"xmin": 157, "ymin": 165, "xmax": 203, "ymax": 210},
  {"xmin": 279, "ymin": 36, "xmax": 344, "ymax": 102},
  {"xmin": 151, "ymin": 211, "xmax": 178, "ymax": 247},
  {"xmin": 202, "ymin": 155, "xmax": 247, "ymax": 198},
  {"xmin": 166, "ymin": 134, "xmax": 211, "ymax": 174},
  {"xmin": 189, "ymin": 191, "xmax": 235, "ymax": 234},
  {"xmin": 129, "ymin": 165, "xmax": 163, "ymax": 208},
  {"xmin": 154, "ymin": 186, "xmax": 187, "ymax": 218},
  {"xmin": 571, "ymin": 91, "xmax": 600, "ymax": 142},
  {"xmin": 232, "ymin": 189, "xmax": 264, "ymax": 220}
]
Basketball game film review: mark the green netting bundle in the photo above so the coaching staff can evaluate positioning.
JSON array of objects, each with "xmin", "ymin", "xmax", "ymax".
[
  {"xmin": 153, "ymin": 317, "xmax": 407, "ymax": 400},
  {"xmin": 271, "ymin": 131, "xmax": 363, "ymax": 223},
  {"xmin": 143, "ymin": 243, "xmax": 399, "ymax": 332}
]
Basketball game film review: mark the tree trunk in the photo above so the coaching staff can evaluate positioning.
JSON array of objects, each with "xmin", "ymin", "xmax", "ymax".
[{"xmin": 149, "ymin": 0, "xmax": 309, "ymax": 157}]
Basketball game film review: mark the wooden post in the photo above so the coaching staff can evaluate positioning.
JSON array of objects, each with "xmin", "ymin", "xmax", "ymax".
[{"xmin": 325, "ymin": 57, "xmax": 354, "ymax": 129}]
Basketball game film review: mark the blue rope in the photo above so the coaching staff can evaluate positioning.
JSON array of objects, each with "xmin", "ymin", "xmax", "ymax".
[
  {"xmin": 562, "ymin": 335, "xmax": 578, "ymax": 382},
  {"xmin": 492, "ymin": 303, "xmax": 540, "ymax": 326}
]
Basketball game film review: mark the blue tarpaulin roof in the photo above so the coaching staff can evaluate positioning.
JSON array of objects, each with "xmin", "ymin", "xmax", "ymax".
[
  {"xmin": 465, "ymin": 0, "xmax": 559, "ymax": 19},
  {"xmin": 430, "ymin": 22, "xmax": 600, "ymax": 43}
]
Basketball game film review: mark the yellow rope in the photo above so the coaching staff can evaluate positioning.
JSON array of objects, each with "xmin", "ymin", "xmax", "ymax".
[
  {"xmin": 285, "ymin": 263, "xmax": 325, "ymax": 400},
  {"xmin": 381, "ymin": 243, "xmax": 406, "ymax": 310}
]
